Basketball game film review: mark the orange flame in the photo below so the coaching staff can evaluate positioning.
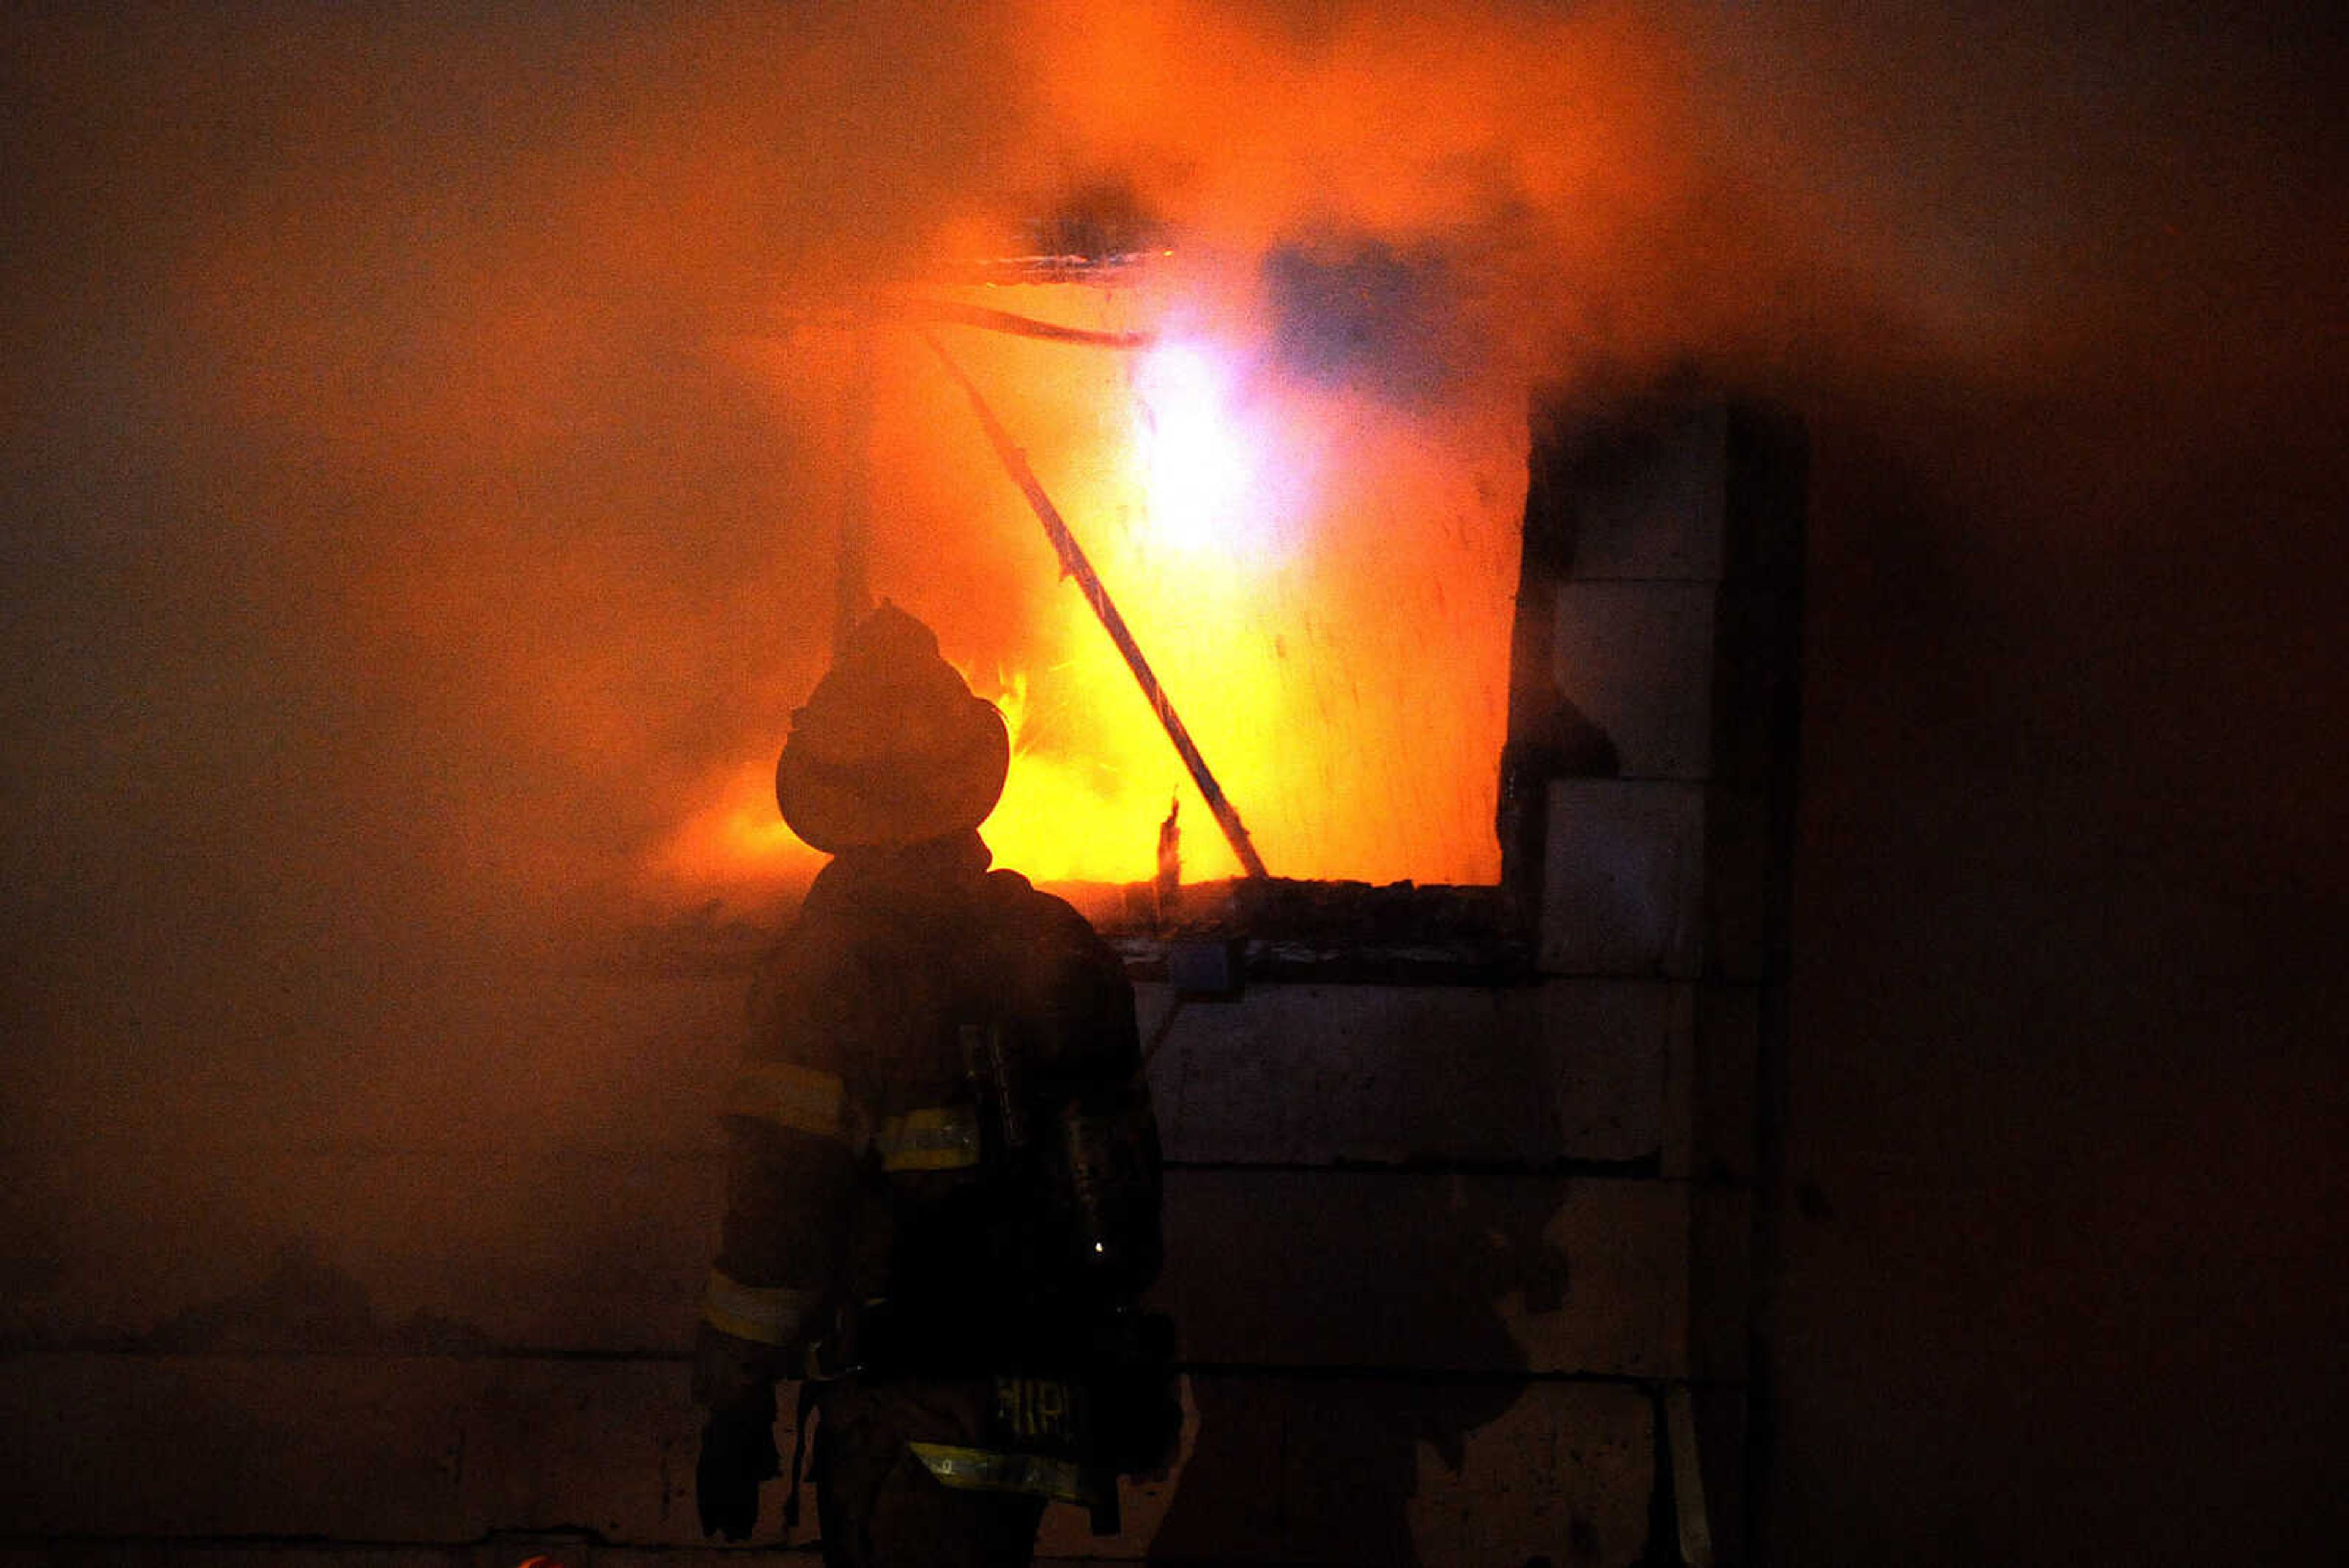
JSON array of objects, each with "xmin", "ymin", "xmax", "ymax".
[{"xmin": 651, "ymin": 272, "xmax": 1520, "ymax": 898}]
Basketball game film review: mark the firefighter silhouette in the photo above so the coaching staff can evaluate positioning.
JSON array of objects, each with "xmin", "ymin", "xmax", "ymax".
[{"xmin": 692, "ymin": 604, "xmax": 1176, "ymax": 1567}]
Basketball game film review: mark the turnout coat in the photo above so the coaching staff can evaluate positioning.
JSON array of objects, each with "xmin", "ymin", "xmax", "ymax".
[{"xmin": 696, "ymin": 832, "xmax": 1164, "ymax": 1557}]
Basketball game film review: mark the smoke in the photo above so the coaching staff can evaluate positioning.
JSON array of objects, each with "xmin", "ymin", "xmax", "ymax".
[{"xmin": 3, "ymin": 0, "xmax": 2338, "ymax": 1233}]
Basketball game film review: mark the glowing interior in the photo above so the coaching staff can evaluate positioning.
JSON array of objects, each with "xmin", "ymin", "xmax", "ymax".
[{"xmin": 653, "ymin": 276, "xmax": 1524, "ymax": 895}]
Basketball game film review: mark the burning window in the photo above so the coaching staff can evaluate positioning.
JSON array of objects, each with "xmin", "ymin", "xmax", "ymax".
[{"xmin": 661, "ymin": 230, "xmax": 1528, "ymax": 901}]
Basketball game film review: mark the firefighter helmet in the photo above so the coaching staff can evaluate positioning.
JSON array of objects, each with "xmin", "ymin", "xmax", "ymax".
[{"xmin": 776, "ymin": 603, "xmax": 1009, "ymax": 852}]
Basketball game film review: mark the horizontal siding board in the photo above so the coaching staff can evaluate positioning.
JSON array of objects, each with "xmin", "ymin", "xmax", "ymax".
[
  {"xmin": 1156, "ymin": 1172, "xmax": 1687, "ymax": 1377},
  {"xmin": 0, "ymin": 1353, "xmax": 770, "ymax": 1546},
  {"xmin": 0, "ymin": 1355, "xmax": 1650, "ymax": 1566},
  {"xmin": 1143, "ymin": 979, "xmax": 1670, "ymax": 1167},
  {"xmin": 9, "ymin": 1156, "xmax": 1687, "ymax": 1378},
  {"xmin": 0, "ymin": 1147, "xmax": 722, "ymax": 1356},
  {"xmin": 1084, "ymin": 1376, "xmax": 1653, "ymax": 1566},
  {"xmin": 0, "ymin": 1354, "xmax": 470, "ymax": 1540}
]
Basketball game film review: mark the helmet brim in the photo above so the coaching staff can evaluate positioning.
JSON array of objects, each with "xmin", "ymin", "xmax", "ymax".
[{"xmin": 776, "ymin": 694, "xmax": 1009, "ymax": 853}]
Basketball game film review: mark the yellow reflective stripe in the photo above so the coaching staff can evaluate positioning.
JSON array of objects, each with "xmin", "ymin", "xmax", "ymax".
[
  {"xmin": 725, "ymin": 1061, "xmax": 861, "ymax": 1146},
  {"xmin": 700, "ymin": 1269, "xmax": 820, "ymax": 1347},
  {"xmin": 907, "ymin": 1442, "xmax": 1103, "ymax": 1506},
  {"xmin": 876, "ymin": 1105, "xmax": 982, "ymax": 1171}
]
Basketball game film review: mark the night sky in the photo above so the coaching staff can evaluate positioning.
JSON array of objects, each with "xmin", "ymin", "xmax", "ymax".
[{"xmin": 5, "ymin": 4, "xmax": 2343, "ymax": 1561}]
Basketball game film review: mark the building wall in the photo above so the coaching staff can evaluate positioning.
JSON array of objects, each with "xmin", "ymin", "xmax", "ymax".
[{"xmin": 0, "ymin": 392, "xmax": 1800, "ymax": 1567}]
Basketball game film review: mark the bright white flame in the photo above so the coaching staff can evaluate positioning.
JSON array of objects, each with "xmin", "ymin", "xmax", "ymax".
[{"xmin": 1131, "ymin": 343, "xmax": 1258, "ymax": 551}]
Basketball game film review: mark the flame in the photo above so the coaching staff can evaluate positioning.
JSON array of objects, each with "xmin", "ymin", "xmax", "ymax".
[{"xmin": 658, "ymin": 270, "xmax": 1520, "ymax": 897}]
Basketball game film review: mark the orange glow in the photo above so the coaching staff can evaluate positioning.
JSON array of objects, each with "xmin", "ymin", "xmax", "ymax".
[
  {"xmin": 647, "ymin": 754, "xmax": 825, "ymax": 897},
  {"xmin": 667, "ymin": 271, "xmax": 1524, "ymax": 895},
  {"xmin": 158, "ymin": 0, "xmax": 1856, "ymax": 918}
]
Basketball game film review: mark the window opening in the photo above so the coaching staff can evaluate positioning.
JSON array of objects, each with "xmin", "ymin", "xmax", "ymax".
[{"xmin": 657, "ymin": 237, "xmax": 1531, "ymax": 976}]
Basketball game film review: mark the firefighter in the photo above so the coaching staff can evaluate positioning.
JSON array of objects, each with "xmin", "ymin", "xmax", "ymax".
[{"xmin": 694, "ymin": 603, "xmax": 1175, "ymax": 1567}]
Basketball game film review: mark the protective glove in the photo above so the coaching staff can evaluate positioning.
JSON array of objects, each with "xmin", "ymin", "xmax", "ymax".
[{"xmin": 696, "ymin": 1398, "xmax": 781, "ymax": 1541}]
